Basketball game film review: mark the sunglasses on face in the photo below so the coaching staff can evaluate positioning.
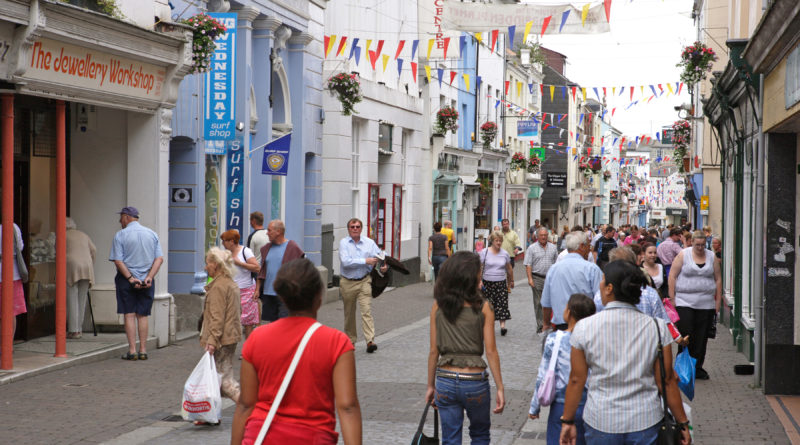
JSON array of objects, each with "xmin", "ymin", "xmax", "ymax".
[{"xmin": 349, "ymin": 225, "xmax": 362, "ymax": 229}]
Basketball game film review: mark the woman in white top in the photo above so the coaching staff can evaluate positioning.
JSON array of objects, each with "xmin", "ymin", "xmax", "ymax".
[
  {"xmin": 668, "ymin": 231, "xmax": 721, "ymax": 381},
  {"xmin": 221, "ymin": 229, "xmax": 261, "ymax": 340},
  {"xmin": 641, "ymin": 243, "xmax": 665, "ymax": 297}
]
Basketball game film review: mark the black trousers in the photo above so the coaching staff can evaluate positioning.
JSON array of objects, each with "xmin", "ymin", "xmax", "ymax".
[{"xmin": 675, "ymin": 306, "xmax": 716, "ymax": 370}]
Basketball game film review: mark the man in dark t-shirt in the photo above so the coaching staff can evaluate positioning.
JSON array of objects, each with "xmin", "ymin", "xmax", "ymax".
[{"xmin": 594, "ymin": 226, "xmax": 618, "ymax": 271}]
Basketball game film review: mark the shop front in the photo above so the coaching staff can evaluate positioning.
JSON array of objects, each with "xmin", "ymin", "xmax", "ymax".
[{"xmin": 0, "ymin": 0, "xmax": 190, "ymax": 366}]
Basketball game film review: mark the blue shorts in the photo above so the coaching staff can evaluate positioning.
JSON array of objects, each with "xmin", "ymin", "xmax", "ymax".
[{"xmin": 115, "ymin": 273, "xmax": 155, "ymax": 316}]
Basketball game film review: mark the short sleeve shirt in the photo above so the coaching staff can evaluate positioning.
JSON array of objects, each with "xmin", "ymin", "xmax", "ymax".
[
  {"xmin": 109, "ymin": 221, "xmax": 163, "ymax": 280},
  {"xmin": 429, "ymin": 233, "xmax": 448, "ymax": 256},
  {"xmin": 480, "ymin": 248, "xmax": 510, "ymax": 281}
]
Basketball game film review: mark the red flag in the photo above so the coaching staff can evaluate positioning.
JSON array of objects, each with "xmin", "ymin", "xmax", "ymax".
[
  {"xmin": 591, "ymin": 137, "xmax": 595, "ymax": 144},
  {"xmin": 630, "ymin": 86, "xmax": 634, "ymax": 101},
  {"xmin": 602, "ymin": 87, "xmax": 607, "ymax": 97},
  {"xmin": 394, "ymin": 40, "xmax": 405, "ymax": 59},
  {"xmin": 410, "ymin": 62, "xmax": 418, "ymax": 82},
  {"xmin": 335, "ymin": 37, "xmax": 347, "ymax": 58},
  {"xmin": 443, "ymin": 37, "xmax": 451, "ymax": 59},
  {"xmin": 369, "ymin": 50, "xmax": 378, "ymax": 69},
  {"xmin": 604, "ymin": 0, "xmax": 612, "ymax": 22},
  {"xmin": 542, "ymin": 113, "xmax": 547, "ymax": 121},
  {"xmin": 541, "ymin": 16, "xmax": 552, "ymax": 36},
  {"xmin": 612, "ymin": 108, "xmax": 616, "ymax": 116},
  {"xmin": 540, "ymin": 84, "xmax": 544, "ymax": 95},
  {"xmin": 678, "ymin": 83, "xmax": 684, "ymax": 94},
  {"xmin": 376, "ymin": 40, "xmax": 385, "ymax": 57},
  {"xmin": 505, "ymin": 80, "xmax": 510, "ymax": 96},
  {"xmin": 323, "ymin": 35, "xmax": 330, "ymax": 58},
  {"xmin": 695, "ymin": 155, "xmax": 700, "ymax": 168},
  {"xmin": 491, "ymin": 30, "xmax": 499, "ymax": 53},
  {"xmin": 449, "ymin": 71, "xmax": 457, "ymax": 85},
  {"xmin": 571, "ymin": 87, "xmax": 576, "ymax": 100}
]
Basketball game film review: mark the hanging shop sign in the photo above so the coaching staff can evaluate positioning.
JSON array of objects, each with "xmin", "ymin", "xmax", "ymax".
[
  {"xmin": 22, "ymin": 38, "xmax": 165, "ymax": 101},
  {"xmin": 530, "ymin": 146, "xmax": 546, "ymax": 161},
  {"xmin": 441, "ymin": 0, "xmax": 611, "ymax": 35},
  {"xmin": 262, "ymin": 133, "xmax": 292, "ymax": 176},
  {"xmin": 226, "ymin": 136, "xmax": 244, "ymax": 235},
  {"xmin": 204, "ymin": 12, "xmax": 237, "ymax": 141},
  {"xmin": 546, "ymin": 172, "xmax": 567, "ymax": 187},
  {"xmin": 418, "ymin": 0, "xmax": 460, "ymax": 60},
  {"xmin": 517, "ymin": 120, "xmax": 539, "ymax": 140},
  {"xmin": 700, "ymin": 195, "xmax": 709, "ymax": 215}
]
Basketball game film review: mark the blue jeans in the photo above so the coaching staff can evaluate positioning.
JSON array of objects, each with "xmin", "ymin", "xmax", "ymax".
[
  {"xmin": 432, "ymin": 255, "xmax": 448, "ymax": 280},
  {"xmin": 435, "ymin": 373, "xmax": 491, "ymax": 445},
  {"xmin": 547, "ymin": 401, "xmax": 586, "ymax": 445},
  {"xmin": 584, "ymin": 421, "xmax": 660, "ymax": 444}
]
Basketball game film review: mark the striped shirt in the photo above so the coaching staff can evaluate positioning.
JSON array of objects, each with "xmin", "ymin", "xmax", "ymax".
[
  {"xmin": 523, "ymin": 241, "xmax": 558, "ymax": 276},
  {"xmin": 571, "ymin": 302, "xmax": 673, "ymax": 433},
  {"xmin": 593, "ymin": 286, "xmax": 671, "ymax": 322}
]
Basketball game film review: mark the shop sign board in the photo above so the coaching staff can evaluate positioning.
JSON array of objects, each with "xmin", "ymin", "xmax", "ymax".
[
  {"xmin": 204, "ymin": 12, "xmax": 237, "ymax": 141},
  {"xmin": 545, "ymin": 172, "xmax": 567, "ymax": 187},
  {"xmin": 700, "ymin": 194, "xmax": 709, "ymax": 215},
  {"xmin": 517, "ymin": 120, "xmax": 538, "ymax": 140},
  {"xmin": 226, "ymin": 136, "xmax": 244, "ymax": 235},
  {"xmin": 23, "ymin": 38, "xmax": 165, "ymax": 100}
]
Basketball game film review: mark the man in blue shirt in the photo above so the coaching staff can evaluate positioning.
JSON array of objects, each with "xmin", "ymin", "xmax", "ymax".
[
  {"xmin": 541, "ymin": 231, "xmax": 602, "ymax": 331},
  {"xmin": 257, "ymin": 219, "xmax": 304, "ymax": 322},
  {"xmin": 109, "ymin": 207, "xmax": 163, "ymax": 361},
  {"xmin": 339, "ymin": 217, "xmax": 388, "ymax": 353}
]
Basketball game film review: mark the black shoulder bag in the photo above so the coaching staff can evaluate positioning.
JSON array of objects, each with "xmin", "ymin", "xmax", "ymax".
[
  {"xmin": 653, "ymin": 318, "xmax": 682, "ymax": 445},
  {"xmin": 411, "ymin": 400, "xmax": 439, "ymax": 445}
]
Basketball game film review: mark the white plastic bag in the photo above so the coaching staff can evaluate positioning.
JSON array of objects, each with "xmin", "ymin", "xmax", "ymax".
[{"xmin": 181, "ymin": 352, "xmax": 222, "ymax": 423}]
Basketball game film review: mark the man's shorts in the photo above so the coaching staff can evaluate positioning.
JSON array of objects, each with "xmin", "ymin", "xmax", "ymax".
[{"xmin": 115, "ymin": 273, "xmax": 155, "ymax": 316}]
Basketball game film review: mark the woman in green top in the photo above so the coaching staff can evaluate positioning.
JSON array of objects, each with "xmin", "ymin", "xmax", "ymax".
[{"xmin": 426, "ymin": 251, "xmax": 505, "ymax": 444}]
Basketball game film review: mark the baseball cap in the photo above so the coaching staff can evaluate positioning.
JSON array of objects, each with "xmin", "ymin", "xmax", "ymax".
[{"xmin": 118, "ymin": 206, "xmax": 139, "ymax": 218}]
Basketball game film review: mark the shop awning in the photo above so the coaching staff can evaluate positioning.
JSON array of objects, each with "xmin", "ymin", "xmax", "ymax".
[
  {"xmin": 459, "ymin": 175, "xmax": 479, "ymax": 186},
  {"xmin": 435, "ymin": 172, "xmax": 459, "ymax": 183}
]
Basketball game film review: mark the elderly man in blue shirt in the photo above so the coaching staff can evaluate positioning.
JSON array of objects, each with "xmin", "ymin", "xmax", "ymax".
[
  {"xmin": 339, "ymin": 217, "xmax": 388, "ymax": 353},
  {"xmin": 541, "ymin": 231, "xmax": 602, "ymax": 331},
  {"xmin": 109, "ymin": 207, "xmax": 163, "ymax": 361}
]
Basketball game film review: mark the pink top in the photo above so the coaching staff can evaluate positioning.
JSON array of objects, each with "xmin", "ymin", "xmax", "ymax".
[{"xmin": 475, "ymin": 240, "xmax": 485, "ymax": 252}]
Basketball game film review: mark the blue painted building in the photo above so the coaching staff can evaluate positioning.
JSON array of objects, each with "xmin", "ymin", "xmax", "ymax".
[{"xmin": 168, "ymin": 0, "xmax": 325, "ymax": 294}]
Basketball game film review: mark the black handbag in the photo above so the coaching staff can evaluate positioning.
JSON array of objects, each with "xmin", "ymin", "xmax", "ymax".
[
  {"xmin": 411, "ymin": 400, "xmax": 439, "ymax": 445},
  {"xmin": 653, "ymin": 319, "xmax": 682, "ymax": 445}
]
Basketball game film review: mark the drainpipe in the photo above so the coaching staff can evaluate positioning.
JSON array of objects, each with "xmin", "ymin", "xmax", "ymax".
[{"xmin": 753, "ymin": 74, "xmax": 765, "ymax": 387}]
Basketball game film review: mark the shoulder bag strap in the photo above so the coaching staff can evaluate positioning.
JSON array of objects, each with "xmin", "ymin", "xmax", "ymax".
[
  {"xmin": 254, "ymin": 321, "xmax": 322, "ymax": 445},
  {"xmin": 415, "ymin": 400, "xmax": 439, "ymax": 439},
  {"xmin": 652, "ymin": 318, "xmax": 670, "ymax": 417},
  {"xmin": 547, "ymin": 330, "xmax": 565, "ymax": 372}
]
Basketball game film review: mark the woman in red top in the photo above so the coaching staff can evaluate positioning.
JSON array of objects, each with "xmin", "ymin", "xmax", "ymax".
[{"xmin": 231, "ymin": 258, "xmax": 362, "ymax": 445}]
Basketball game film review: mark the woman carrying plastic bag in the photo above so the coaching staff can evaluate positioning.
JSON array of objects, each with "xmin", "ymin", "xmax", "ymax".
[{"xmin": 181, "ymin": 352, "xmax": 222, "ymax": 424}]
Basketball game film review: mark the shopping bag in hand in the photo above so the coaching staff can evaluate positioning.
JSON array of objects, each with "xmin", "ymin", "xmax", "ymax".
[
  {"xmin": 662, "ymin": 298, "xmax": 680, "ymax": 323},
  {"xmin": 181, "ymin": 352, "xmax": 222, "ymax": 423},
  {"xmin": 674, "ymin": 348, "xmax": 696, "ymax": 400}
]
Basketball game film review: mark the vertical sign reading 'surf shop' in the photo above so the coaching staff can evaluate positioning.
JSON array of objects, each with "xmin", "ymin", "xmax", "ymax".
[{"xmin": 204, "ymin": 12, "xmax": 237, "ymax": 141}]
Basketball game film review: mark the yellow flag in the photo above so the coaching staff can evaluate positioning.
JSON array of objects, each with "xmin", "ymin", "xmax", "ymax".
[
  {"xmin": 325, "ymin": 35, "xmax": 336, "ymax": 58},
  {"xmin": 612, "ymin": 87, "xmax": 616, "ymax": 96},
  {"xmin": 475, "ymin": 32, "xmax": 482, "ymax": 44},
  {"xmin": 667, "ymin": 83, "xmax": 674, "ymax": 95},
  {"xmin": 549, "ymin": 85, "xmax": 555, "ymax": 102},
  {"xmin": 523, "ymin": 21, "xmax": 533, "ymax": 44},
  {"xmin": 581, "ymin": 4, "xmax": 590, "ymax": 26},
  {"xmin": 337, "ymin": 40, "xmax": 347, "ymax": 57},
  {"xmin": 515, "ymin": 81, "xmax": 521, "ymax": 97},
  {"xmin": 582, "ymin": 87, "xmax": 586, "ymax": 101},
  {"xmin": 427, "ymin": 39, "xmax": 434, "ymax": 59},
  {"xmin": 366, "ymin": 39, "xmax": 372, "ymax": 52},
  {"xmin": 640, "ymin": 85, "xmax": 644, "ymax": 96},
  {"xmin": 463, "ymin": 73, "xmax": 470, "ymax": 91},
  {"xmin": 572, "ymin": 147, "xmax": 577, "ymax": 155},
  {"xmin": 425, "ymin": 65, "xmax": 432, "ymax": 83},
  {"xmin": 381, "ymin": 54, "xmax": 389, "ymax": 72}
]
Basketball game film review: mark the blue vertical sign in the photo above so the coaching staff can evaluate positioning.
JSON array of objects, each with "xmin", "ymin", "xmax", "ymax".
[
  {"xmin": 261, "ymin": 133, "xmax": 292, "ymax": 176},
  {"xmin": 204, "ymin": 12, "xmax": 237, "ymax": 141},
  {"xmin": 226, "ymin": 136, "xmax": 244, "ymax": 235}
]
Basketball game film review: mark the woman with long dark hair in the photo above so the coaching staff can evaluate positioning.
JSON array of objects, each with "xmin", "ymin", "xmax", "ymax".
[
  {"xmin": 426, "ymin": 251, "xmax": 505, "ymax": 444},
  {"xmin": 560, "ymin": 260, "xmax": 690, "ymax": 444}
]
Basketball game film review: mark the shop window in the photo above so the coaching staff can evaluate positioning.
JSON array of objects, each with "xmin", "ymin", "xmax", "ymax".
[
  {"xmin": 378, "ymin": 122, "xmax": 393, "ymax": 152},
  {"xmin": 367, "ymin": 184, "xmax": 384, "ymax": 248}
]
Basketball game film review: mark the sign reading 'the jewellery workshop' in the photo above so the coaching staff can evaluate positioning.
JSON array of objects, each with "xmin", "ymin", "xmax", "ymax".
[
  {"xmin": 204, "ymin": 12, "xmax": 237, "ymax": 141},
  {"xmin": 24, "ymin": 38, "xmax": 165, "ymax": 100}
]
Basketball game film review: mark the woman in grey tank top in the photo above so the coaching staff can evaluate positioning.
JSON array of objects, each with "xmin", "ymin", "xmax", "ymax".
[
  {"xmin": 668, "ymin": 230, "xmax": 722, "ymax": 380},
  {"xmin": 426, "ymin": 251, "xmax": 505, "ymax": 444}
]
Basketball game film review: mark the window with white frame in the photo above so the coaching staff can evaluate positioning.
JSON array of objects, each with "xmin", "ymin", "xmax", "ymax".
[{"xmin": 378, "ymin": 122, "xmax": 393, "ymax": 152}]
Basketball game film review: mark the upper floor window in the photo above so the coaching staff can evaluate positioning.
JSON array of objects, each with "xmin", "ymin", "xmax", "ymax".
[{"xmin": 378, "ymin": 122, "xmax": 393, "ymax": 152}]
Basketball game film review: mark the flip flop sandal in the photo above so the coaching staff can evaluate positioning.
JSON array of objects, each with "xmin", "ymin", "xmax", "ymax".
[
  {"xmin": 121, "ymin": 353, "xmax": 137, "ymax": 361},
  {"xmin": 138, "ymin": 353, "xmax": 148, "ymax": 361}
]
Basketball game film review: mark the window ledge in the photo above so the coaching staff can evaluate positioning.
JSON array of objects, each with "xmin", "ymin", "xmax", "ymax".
[
  {"xmin": 740, "ymin": 316, "xmax": 756, "ymax": 330},
  {"xmin": 378, "ymin": 148, "xmax": 394, "ymax": 156}
]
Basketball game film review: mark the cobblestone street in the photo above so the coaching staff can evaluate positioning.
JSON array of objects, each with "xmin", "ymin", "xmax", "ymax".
[{"xmin": 0, "ymin": 270, "xmax": 795, "ymax": 444}]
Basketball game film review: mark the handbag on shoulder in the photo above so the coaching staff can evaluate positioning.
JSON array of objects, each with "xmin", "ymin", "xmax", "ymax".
[{"xmin": 411, "ymin": 400, "xmax": 439, "ymax": 445}]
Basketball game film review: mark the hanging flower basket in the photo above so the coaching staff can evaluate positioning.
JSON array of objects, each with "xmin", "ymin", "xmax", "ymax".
[
  {"xmin": 326, "ymin": 72, "xmax": 363, "ymax": 116},
  {"xmin": 578, "ymin": 162, "xmax": 593, "ymax": 178},
  {"xmin": 527, "ymin": 155, "xmax": 541, "ymax": 173},
  {"xmin": 677, "ymin": 41, "xmax": 717, "ymax": 87},
  {"xmin": 510, "ymin": 152, "xmax": 527, "ymax": 170},
  {"xmin": 435, "ymin": 106, "xmax": 459, "ymax": 134},
  {"xmin": 672, "ymin": 119, "xmax": 691, "ymax": 172},
  {"xmin": 181, "ymin": 13, "xmax": 227, "ymax": 74},
  {"xmin": 480, "ymin": 121, "xmax": 498, "ymax": 148}
]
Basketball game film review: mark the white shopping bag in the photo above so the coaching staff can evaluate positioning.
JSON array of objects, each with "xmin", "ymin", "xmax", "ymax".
[{"xmin": 181, "ymin": 352, "xmax": 222, "ymax": 423}]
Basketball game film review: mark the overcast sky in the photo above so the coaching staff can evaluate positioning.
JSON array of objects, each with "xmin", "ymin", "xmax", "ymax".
[{"xmin": 527, "ymin": 0, "xmax": 696, "ymax": 137}]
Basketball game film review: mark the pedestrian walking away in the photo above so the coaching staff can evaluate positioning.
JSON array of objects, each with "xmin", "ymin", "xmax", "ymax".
[
  {"xmin": 66, "ymin": 217, "xmax": 96, "ymax": 339},
  {"xmin": 109, "ymin": 206, "xmax": 163, "ymax": 361},
  {"xmin": 339, "ymin": 217, "xmax": 387, "ymax": 353},
  {"xmin": 441, "ymin": 220, "xmax": 456, "ymax": 252},
  {"xmin": 198, "ymin": 246, "xmax": 242, "ymax": 412},
  {"xmin": 247, "ymin": 212, "xmax": 269, "ymax": 266},
  {"xmin": 480, "ymin": 230, "xmax": 513, "ymax": 336},
  {"xmin": 231, "ymin": 258, "xmax": 361, "ymax": 444},
  {"xmin": 220, "ymin": 229, "xmax": 261, "ymax": 340},
  {"xmin": 541, "ymin": 231, "xmax": 601, "ymax": 332},
  {"xmin": 500, "ymin": 218, "xmax": 522, "ymax": 267},
  {"xmin": 426, "ymin": 251, "xmax": 505, "ymax": 445},
  {"xmin": 560, "ymin": 261, "xmax": 691, "ymax": 445},
  {"xmin": 428, "ymin": 221, "xmax": 451, "ymax": 281},
  {"xmin": 528, "ymin": 293, "xmax": 596, "ymax": 445},
  {"xmin": 669, "ymin": 230, "xmax": 722, "ymax": 381},
  {"xmin": 256, "ymin": 220, "xmax": 304, "ymax": 324},
  {"xmin": 524, "ymin": 227, "xmax": 558, "ymax": 333}
]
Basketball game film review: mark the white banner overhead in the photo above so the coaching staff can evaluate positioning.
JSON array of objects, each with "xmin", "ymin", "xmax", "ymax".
[{"xmin": 442, "ymin": 1, "xmax": 611, "ymax": 36}]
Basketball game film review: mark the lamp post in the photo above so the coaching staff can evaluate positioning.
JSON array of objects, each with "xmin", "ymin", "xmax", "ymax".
[{"xmin": 559, "ymin": 195, "xmax": 570, "ymax": 221}]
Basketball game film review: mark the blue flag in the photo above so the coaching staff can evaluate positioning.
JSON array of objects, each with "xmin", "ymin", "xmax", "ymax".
[
  {"xmin": 559, "ymin": 10, "xmax": 571, "ymax": 33},
  {"xmin": 349, "ymin": 38, "xmax": 359, "ymax": 60},
  {"xmin": 262, "ymin": 133, "xmax": 291, "ymax": 176}
]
